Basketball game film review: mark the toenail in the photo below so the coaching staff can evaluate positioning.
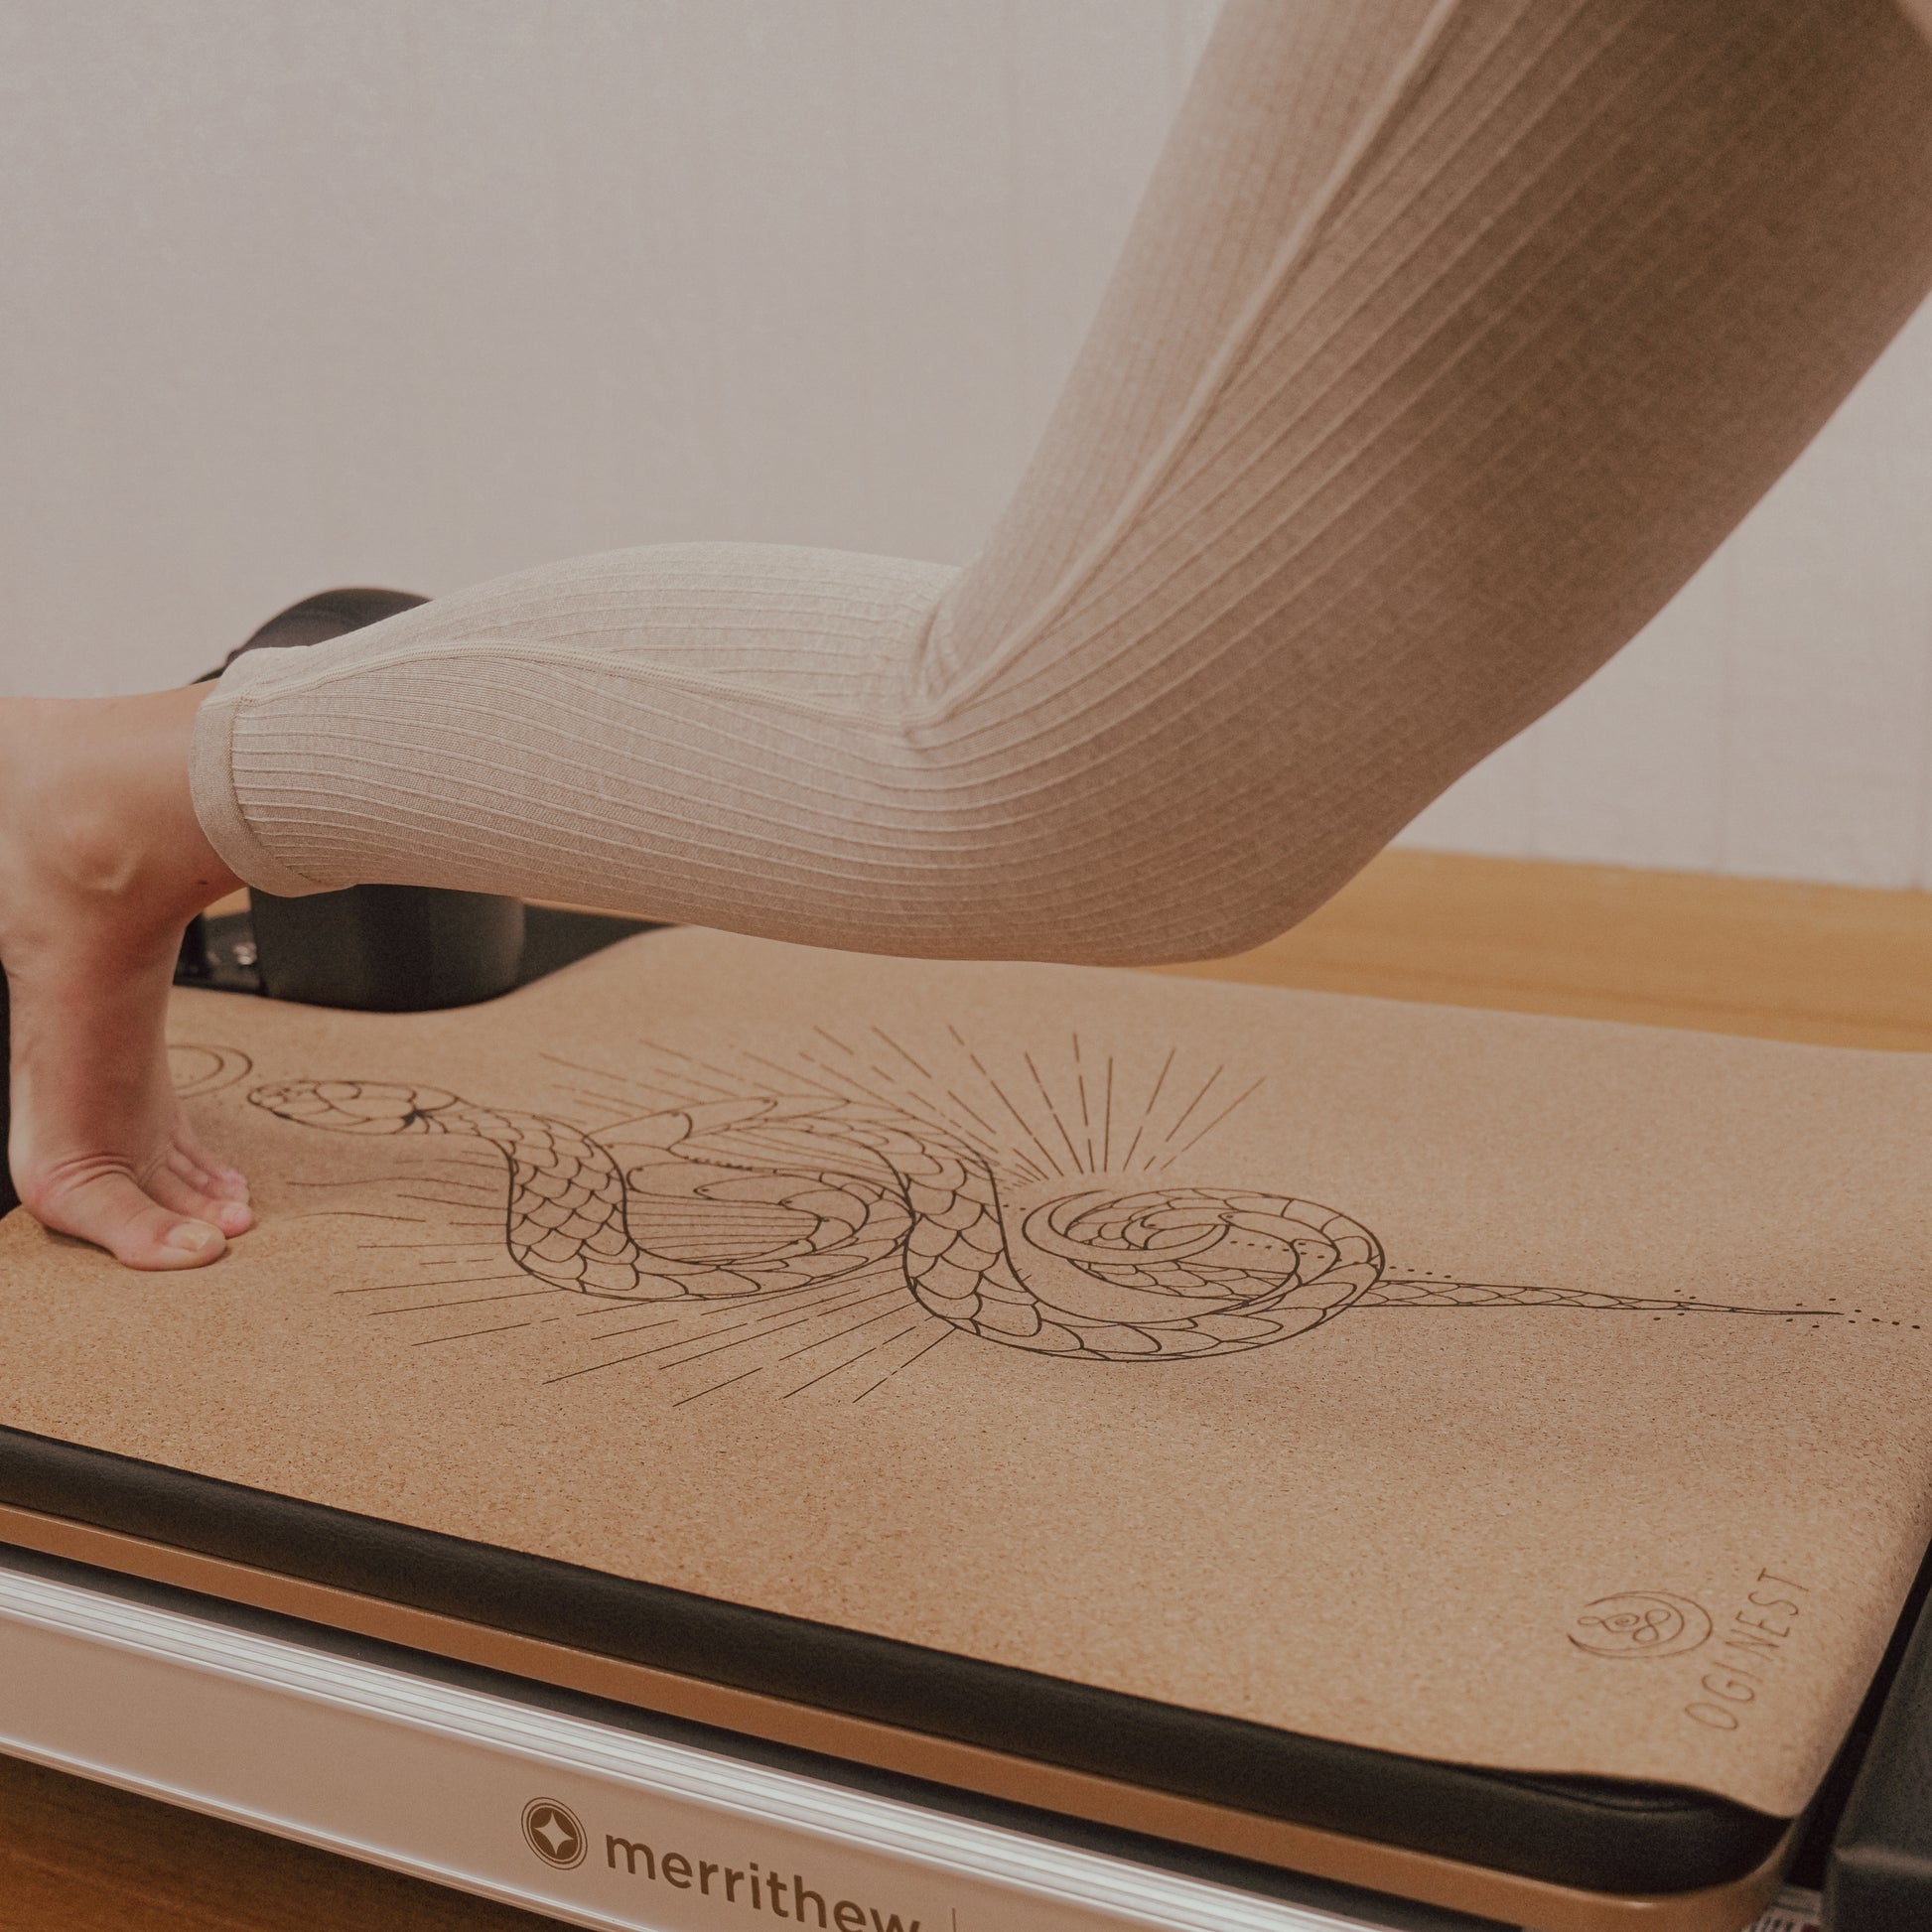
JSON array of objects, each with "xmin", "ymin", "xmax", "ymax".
[{"xmin": 164, "ymin": 1223, "xmax": 222, "ymax": 1257}]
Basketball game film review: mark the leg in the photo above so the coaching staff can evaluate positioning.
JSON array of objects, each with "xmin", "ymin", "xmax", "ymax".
[
  {"xmin": 187, "ymin": 0, "xmax": 1932, "ymax": 962},
  {"xmin": 12, "ymin": 0, "xmax": 1932, "ymax": 1269},
  {"xmin": 1, "ymin": 685, "xmax": 251, "ymax": 1266}
]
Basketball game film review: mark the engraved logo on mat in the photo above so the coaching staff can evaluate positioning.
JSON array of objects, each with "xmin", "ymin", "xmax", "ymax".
[
  {"xmin": 522, "ymin": 1797, "xmax": 588, "ymax": 1868},
  {"xmin": 1570, "ymin": 1591, "xmax": 1713, "ymax": 1659}
]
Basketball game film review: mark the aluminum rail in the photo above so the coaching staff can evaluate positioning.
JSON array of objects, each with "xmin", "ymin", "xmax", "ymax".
[{"xmin": 0, "ymin": 1556, "xmax": 1403, "ymax": 1932}]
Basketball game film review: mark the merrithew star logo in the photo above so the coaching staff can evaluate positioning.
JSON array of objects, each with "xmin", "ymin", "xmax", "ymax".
[{"xmin": 521, "ymin": 1797, "xmax": 588, "ymax": 1869}]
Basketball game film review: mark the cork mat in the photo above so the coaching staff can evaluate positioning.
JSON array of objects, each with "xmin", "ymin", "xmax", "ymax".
[{"xmin": 2, "ymin": 927, "xmax": 1928, "ymax": 1818}]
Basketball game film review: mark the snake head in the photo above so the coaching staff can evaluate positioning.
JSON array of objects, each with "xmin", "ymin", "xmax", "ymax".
[{"xmin": 248, "ymin": 1079, "xmax": 460, "ymax": 1135}]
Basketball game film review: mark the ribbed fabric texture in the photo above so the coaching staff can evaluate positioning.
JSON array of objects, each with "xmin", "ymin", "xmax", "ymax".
[{"xmin": 193, "ymin": 0, "xmax": 1932, "ymax": 964}]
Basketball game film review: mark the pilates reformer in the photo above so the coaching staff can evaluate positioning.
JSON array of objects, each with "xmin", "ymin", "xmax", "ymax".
[{"xmin": 0, "ymin": 603, "xmax": 1927, "ymax": 1932}]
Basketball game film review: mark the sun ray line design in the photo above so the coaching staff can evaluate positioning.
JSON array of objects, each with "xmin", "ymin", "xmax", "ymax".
[
  {"xmin": 845, "ymin": 1073, "xmax": 1037, "ymax": 1184},
  {"xmin": 536, "ymin": 1054, "xmax": 718, "ymax": 1119},
  {"xmin": 564, "ymin": 1283, "xmax": 854, "ymax": 1344},
  {"xmin": 564, "ymin": 1298, "xmax": 676, "ymax": 1328},
  {"xmin": 563, "ymin": 1313, "xmax": 689, "ymax": 1338},
  {"xmin": 855, "ymin": 1054, "xmax": 1027, "ymax": 1172},
  {"xmin": 951, "ymin": 1034, "xmax": 1066, "ymax": 1177},
  {"xmin": 540, "ymin": 1281, "xmax": 903, "ymax": 1386},
  {"xmin": 254, "ymin": 1049, "xmax": 1849, "ymax": 1383},
  {"xmin": 935, "ymin": 1081, "xmax": 1007, "ymax": 1144},
  {"xmin": 577, "ymin": 1273, "xmax": 897, "ymax": 1348},
  {"xmin": 835, "ymin": 1318, "xmax": 931, "ymax": 1370},
  {"xmin": 368, "ymin": 1153, "xmax": 499, "ymax": 1173},
  {"xmin": 568, "ymin": 1098, "xmax": 719, "ymax": 1137},
  {"xmin": 293, "ymin": 1210, "xmax": 430, "ymax": 1223},
  {"xmin": 337, "ymin": 1272, "xmax": 529, "ymax": 1297},
  {"xmin": 1120, "ymin": 1047, "xmax": 1175, "ymax": 1172},
  {"xmin": 938, "ymin": 1087, "xmax": 1045, "ymax": 1179},
  {"xmin": 690, "ymin": 1264, "xmax": 902, "ymax": 1316},
  {"xmin": 871, "ymin": 1028, "xmax": 934, "ymax": 1080},
  {"xmin": 773, "ymin": 1296, "xmax": 915, "ymax": 1364},
  {"xmin": 744, "ymin": 1044, "xmax": 914, "ymax": 1133},
  {"xmin": 733, "ymin": 1047, "xmax": 862, "ymax": 1103},
  {"xmin": 851, "ymin": 1325, "xmax": 956, "ymax": 1402},
  {"xmin": 785, "ymin": 1049, "xmax": 1030, "ymax": 1185},
  {"xmin": 634, "ymin": 1038, "xmax": 770, "ymax": 1099},
  {"xmin": 550, "ymin": 1083, "xmax": 676, "ymax": 1120},
  {"xmin": 670, "ymin": 1364, "xmax": 767, "ymax": 1407},
  {"xmin": 784, "ymin": 1320, "xmax": 930, "ymax": 1400},
  {"xmin": 550, "ymin": 1074, "xmax": 648, "ymax": 1101},
  {"xmin": 633, "ymin": 1315, "xmax": 793, "ymax": 1365},
  {"xmin": 749, "ymin": 1044, "xmax": 1032, "ymax": 1184},
  {"xmin": 369, "ymin": 1287, "xmax": 568, "ymax": 1316},
  {"xmin": 285, "ymin": 1171, "xmax": 488, "ymax": 1190},
  {"xmin": 1024, "ymin": 1050, "xmax": 1088, "ymax": 1174},
  {"xmin": 542, "ymin": 1348, "xmax": 673, "ymax": 1386},
  {"xmin": 413, "ymin": 1319, "xmax": 541, "ymax": 1345},
  {"xmin": 569, "ymin": 1273, "xmax": 877, "ymax": 1332},
  {"xmin": 623, "ymin": 1072, "xmax": 723, "ymax": 1108},
  {"xmin": 536, "ymin": 1070, "xmax": 663, "ymax": 1108},
  {"xmin": 936, "ymin": 1093, "xmax": 1047, "ymax": 1183},
  {"xmin": 1071, "ymin": 1034, "xmax": 1097, "ymax": 1173},
  {"xmin": 581, "ymin": 1072, "xmax": 714, "ymax": 1107},
  {"xmin": 1150, "ymin": 1064, "xmax": 1223, "ymax": 1159},
  {"xmin": 654, "ymin": 1283, "xmax": 908, "ymax": 1368},
  {"xmin": 564, "ymin": 1285, "xmax": 795, "ymax": 1326},
  {"xmin": 356, "ymin": 1240, "xmax": 502, "ymax": 1253},
  {"xmin": 1154, "ymin": 1075, "xmax": 1269, "ymax": 1169},
  {"xmin": 380, "ymin": 1172, "xmax": 499, "ymax": 1190},
  {"xmin": 538, "ymin": 1050, "xmax": 676, "ymax": 1096},
  {"xmin": 571, "ymin": 1110, "xmax": 677, "ymax": 1137},
  {"xmin": 867, "ymin": 1076, "xmax": 1046, "ymax": 1180}
]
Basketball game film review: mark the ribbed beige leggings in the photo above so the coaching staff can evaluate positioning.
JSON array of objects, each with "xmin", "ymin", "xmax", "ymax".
[{"xmin": 191, "ymin": 0, "xmax": 1932, "ymax": 965}]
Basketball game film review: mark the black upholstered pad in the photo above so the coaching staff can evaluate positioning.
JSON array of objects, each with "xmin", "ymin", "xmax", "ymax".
[{"xmin": 0, "ymin": 1423, "xmax": 1784, "ymax": 1896}]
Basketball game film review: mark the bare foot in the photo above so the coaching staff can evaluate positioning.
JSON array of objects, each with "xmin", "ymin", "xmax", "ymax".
[{"xmin": 1, "ymin": 684, "xmax": 253, "ymax": 1268}]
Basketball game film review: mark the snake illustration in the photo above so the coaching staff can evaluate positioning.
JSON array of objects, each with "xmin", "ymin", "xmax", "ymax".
[{"xmin": 248, "ymin": 1077, "xmax": 1817, "ymax": 1362}]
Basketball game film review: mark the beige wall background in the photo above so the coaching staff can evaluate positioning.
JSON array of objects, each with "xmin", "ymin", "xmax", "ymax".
[{"xmin": 6, "ymin": 0, "xmax": 1932, "ymax": 890}]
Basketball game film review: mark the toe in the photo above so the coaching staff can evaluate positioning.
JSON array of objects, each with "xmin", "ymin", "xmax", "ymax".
[
  {"xmin": 26, "ymin": 1168, "xmax": 228, "ymax": 1271},
  {"xmin": 174, "ymin": 1125, "xmax": 248, "ymax": 1199},
  {"xmin": 166, "ymin": 1142, "xmax": 249, "ymax": 1205},
  {"xmin": 152, "ymin": 1162, "xmax": 254, "ymax": 1237}
]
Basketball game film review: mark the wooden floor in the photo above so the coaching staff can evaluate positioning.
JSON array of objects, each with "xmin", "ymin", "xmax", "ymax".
[
  {"xmin": 5, "ymin": 850, "xmax": 1928, "ymax": 1928},
  {"xmin": 0, "ymin": 1756, "xmax": 563, "ymax": 1932},
  {"xmin": 1152, "ymin": 849, "xmax": 1932, "ymax": 1052}
]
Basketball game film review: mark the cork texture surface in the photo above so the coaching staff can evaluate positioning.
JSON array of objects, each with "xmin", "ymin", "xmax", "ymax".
[{"xmin": 2, "ymin": 927, "xmax": 1928, "ymax": 1816}]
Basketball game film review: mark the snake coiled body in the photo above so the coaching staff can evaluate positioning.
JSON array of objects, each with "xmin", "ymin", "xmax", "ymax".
[
  {"xmin": 249, "ymin": 1080, "xmax": 1386, "ymax": 1359},
  {"xmin": 249, "ymin": 1077, "xmax": 1820, "ymax": 1358}
]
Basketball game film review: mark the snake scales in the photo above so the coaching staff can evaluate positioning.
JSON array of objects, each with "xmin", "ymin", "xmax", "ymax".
[{"xmin": 249, "ymin": 1078, "xmax": 1784, "ymax": 1360}]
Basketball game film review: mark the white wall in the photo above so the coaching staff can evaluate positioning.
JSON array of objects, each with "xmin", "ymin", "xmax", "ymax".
[
  {"xmin": 5, "ymin": 0, "xmax": 1931, "ymax": 889},
  {"xmin": 1408, "ymin": 307, "xmax": 1932, "ymax": 891}
]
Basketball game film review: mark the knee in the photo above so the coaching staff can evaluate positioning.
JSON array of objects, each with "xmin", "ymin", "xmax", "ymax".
[{"xmin": 945, "ymin": 815, "xmax": 1328, "ymax": 968}]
